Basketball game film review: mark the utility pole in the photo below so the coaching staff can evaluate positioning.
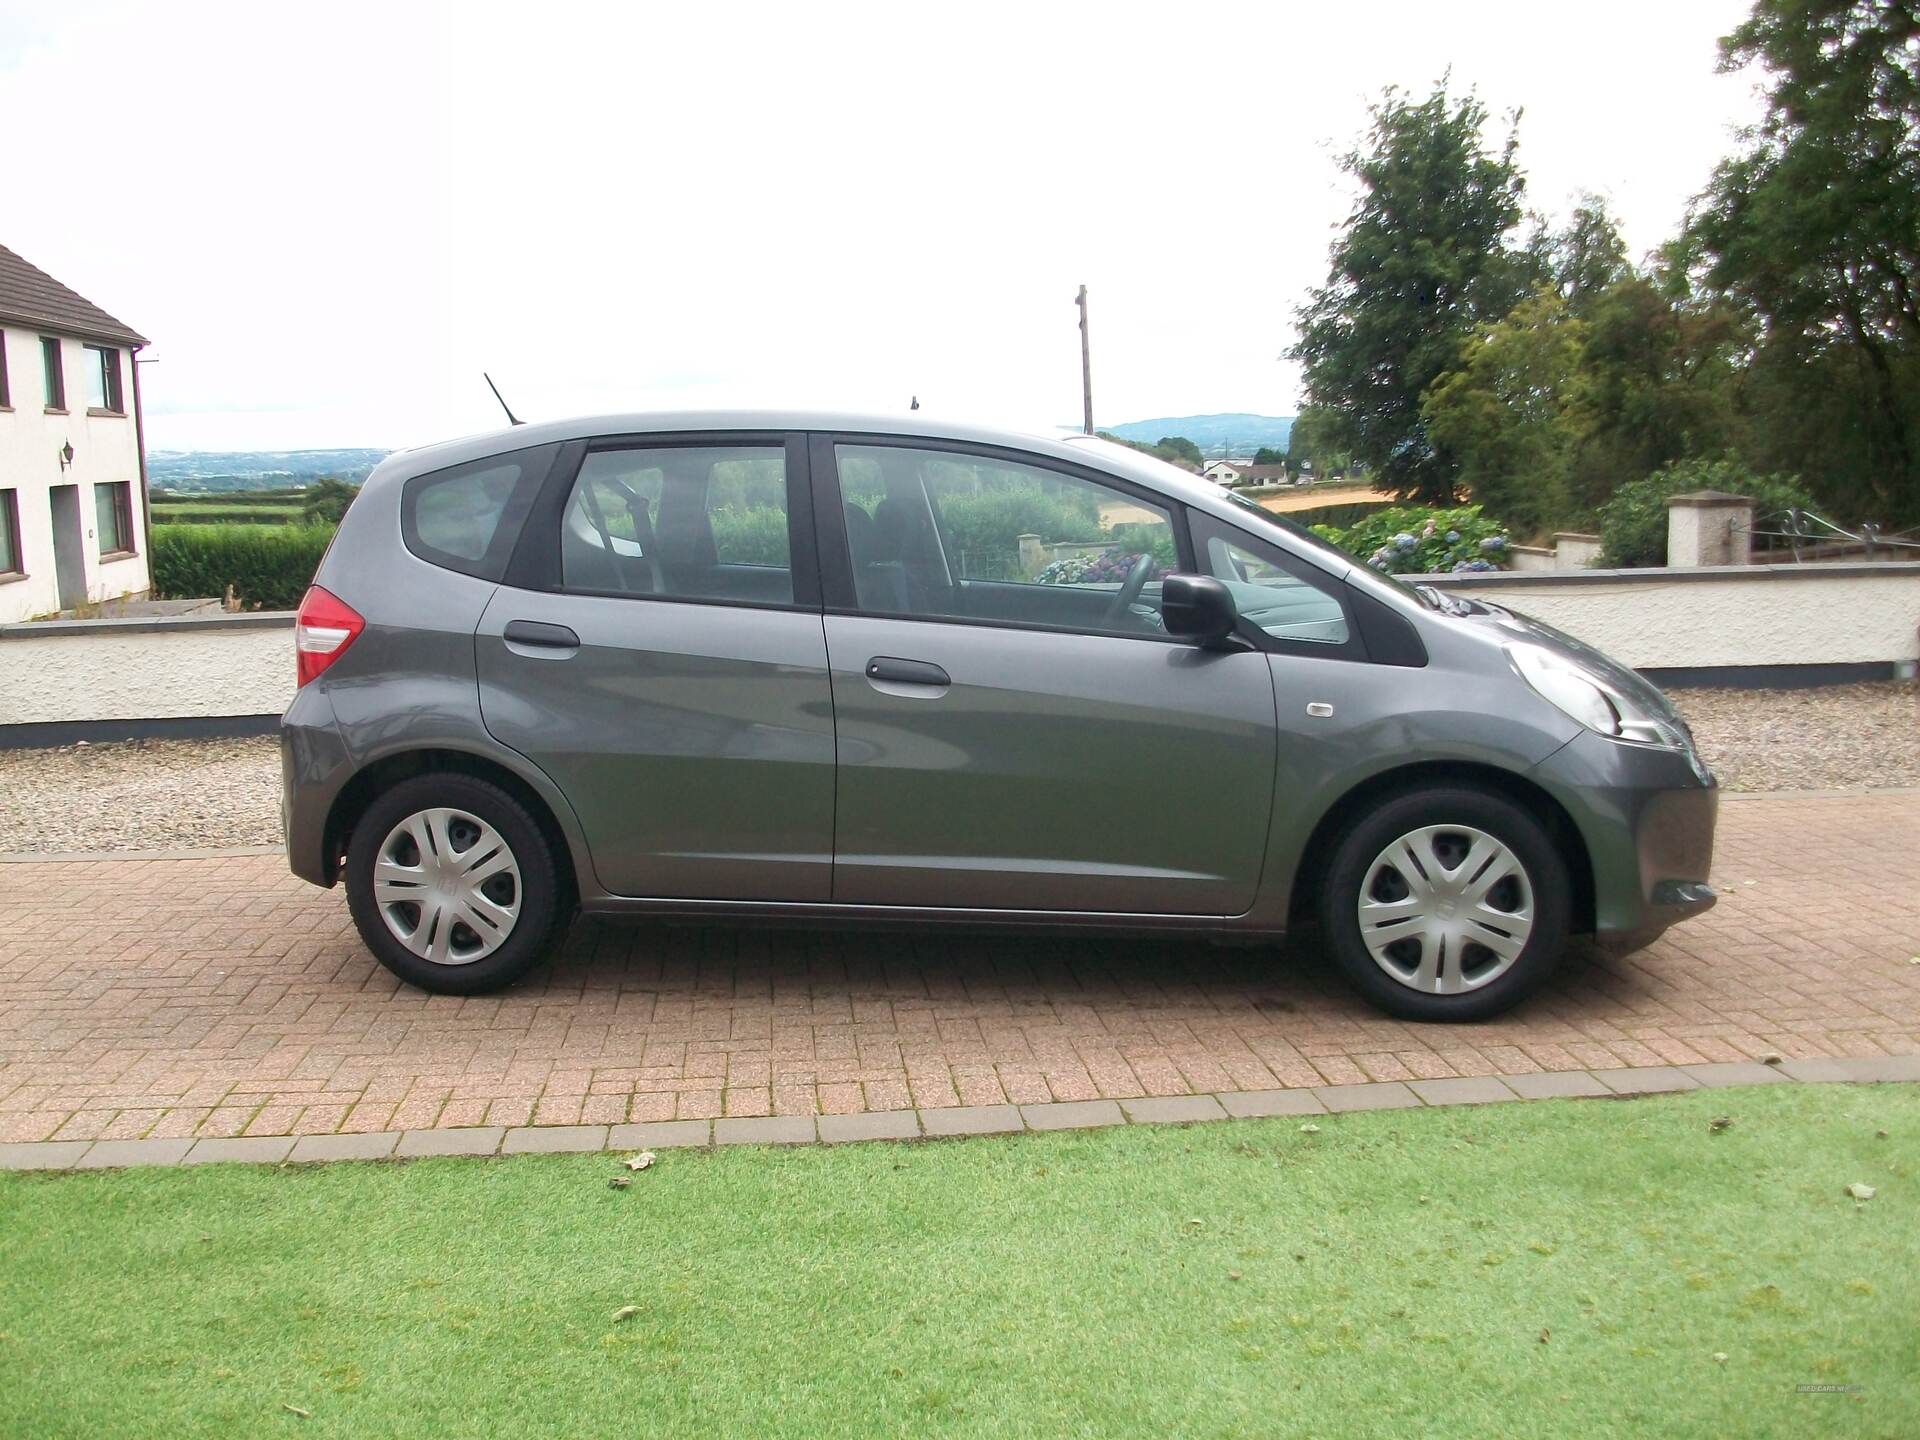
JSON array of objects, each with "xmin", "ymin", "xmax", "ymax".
[{"xmin": 1075, "ymin": 284, "xmax": 1093, "ymax": 435}]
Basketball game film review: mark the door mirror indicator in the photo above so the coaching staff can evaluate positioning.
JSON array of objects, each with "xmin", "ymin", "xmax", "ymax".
[{"xmin": 1160, "ymin": 573, "xmax": 1239, "ymax": 648}]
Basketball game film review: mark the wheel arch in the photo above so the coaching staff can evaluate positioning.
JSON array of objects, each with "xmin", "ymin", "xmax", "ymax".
[
  {"xmin": 322, "ymin": 747, "xmax": 581, "ymax": 913},
  {"xmin": 1286, "ymin": 760, "xmax": 1595, "ymax": 935}
]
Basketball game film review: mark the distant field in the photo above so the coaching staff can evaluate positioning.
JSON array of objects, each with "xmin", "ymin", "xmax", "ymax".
[{"xmin": 151, "ymin": 495, "xmax": 309, "ymax": 526}]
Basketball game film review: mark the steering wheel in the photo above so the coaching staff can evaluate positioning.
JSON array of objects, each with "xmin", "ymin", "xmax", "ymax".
[{"xmin": 1103, "ymin": 551, "xmax": 1157, "ymax": 626}]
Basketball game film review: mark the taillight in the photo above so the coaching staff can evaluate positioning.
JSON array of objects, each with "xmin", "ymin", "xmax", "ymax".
[{"xmin": 294, "ymin": 585, "xmax": 365, "ymax": 687}]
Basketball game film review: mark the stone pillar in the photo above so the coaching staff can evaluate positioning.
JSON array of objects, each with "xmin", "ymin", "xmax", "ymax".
[
  {"xmin": 1664, "ymin": 491, "xmax": 1754, "ymax": 567},
  {"xmin": 1552, "ymin": 532, "xmax": 1603, "ymax": 569},
  {"xmin": 1017, "ymin": 534, "xmax": 1046, "ymax": 577}
]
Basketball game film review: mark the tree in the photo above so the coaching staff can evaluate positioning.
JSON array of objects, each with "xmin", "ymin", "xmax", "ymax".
[
  {"xmin": 1529, "ymin": 194, "xmax": 1633, "ymax": 312},
  {"xmin": 1684, "ymin": 0, "xmax": 1920, "ymax": 520},
  {"xmin": 1285, "ymin": 405, "xmax": 1353, "ymax": 475},
  {"xmin": 1291, "ymin": 81, "xmax": 1534, "ymax": 503},
  {"xmin": 1421, "ymin": 289, "xmax": 1589, "ymax": 536},
  {"xmin": 1155, "ymin": 435, "xmax": 1204, "ymax": 467},
  {"xmin": 301, "ymin": 477, "xmax": 359, "ymax": 524},
  {"xmin": 1252, "ymin": 446, "xmax": 1285, "ymax": 465}
]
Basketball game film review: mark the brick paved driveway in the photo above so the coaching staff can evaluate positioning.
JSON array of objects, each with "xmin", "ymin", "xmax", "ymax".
[{"xmin": 2, "ymin": 791, "xmax": 1915, "ymax": 1145}]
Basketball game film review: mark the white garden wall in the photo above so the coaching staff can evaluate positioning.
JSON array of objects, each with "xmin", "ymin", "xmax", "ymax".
[{"xmin": 0, "ymin": 562, "xmax": 1915, "ymax": 742}]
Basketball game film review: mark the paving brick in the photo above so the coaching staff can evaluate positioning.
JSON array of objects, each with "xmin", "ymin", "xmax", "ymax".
[
  {"xmin": 1592, "ymin": 1066, "xmax": 1702, "ymax": 1096},
  {"xmin": 1021, "ymin": 1100, "xmax": 1126, "ymax": 1132},
  {"xmin": 715, "ymin": 1116, "xmax": 816, "ymax": 1146},
  {"xmin": 75, "ymin": 1138, "xmax": 195, "ymax": 1169},
  {"xmin": 183, "ymin": 1136, "xmax": 295, "ymax": 1165},
  {"xmin": 1315, "ymin": 1082, "xmax": 1421, "ymax": 1113},
  {"xmin": 0, "ymin": 1141, "xmax": 92, "ymax": 1171},
  {"xmin": 818, "ymin": 1110, "xmax": 921, "ymax": 1143},
  {"xmin": 501, "ymin": 1125, "xmax": 609, "ymax": 1155},
  {"xmin": 289, "ymin": 1131, "xmax": 400, "ymax": 1163},
  {"xmin": 608, "ymin": 1120, "xmax": 712, "ymax": 1150},
  {"xmin": 1408, "ymin": 1076, "xmax": 1520, "ymax": 1106},
  {"xmin": 919, "ymin": 1104, "xmax": 1024, "ymax": 1137},
  {"xmin": 1503, "ymin": 1070, "xmax": 1611, "ymax": 1099},
  {"xmin": 395, "ymin": 1127, "xmax": 504, "ymax": 1158},
  {"xmin": 1119, "ymin": 1095, "xmax": 1229, "ymax": 1125},
  {"xmin": 2, "ymin": 791, "xmax": 1917, "ymax": 1149},
  {"xmin": 1218, "ymin": 1088, "xmax": 1329, "ymax": 1118}
]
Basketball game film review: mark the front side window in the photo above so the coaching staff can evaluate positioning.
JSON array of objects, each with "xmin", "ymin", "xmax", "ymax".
[
  {"xmin": 41, "ymin": 336, "xmax": 63, "ymax": 410},
  {"xmin": 94, "ymin": 481, "xmax": 134, "ymax": 556},
  {"xmin": 834, "ymin": 443, "xmax": 1177, "ymax": 638},
  {"xmin": 560, "ymin": 445, "xmax": 793, "ymax": 606},
  {"xmin": 85, "ymin": 345, "xmax": 123, "ymax": 412},
  {"xmin": 1192, "ymin": 514, "xmax": 1350, "ymax": 646}
]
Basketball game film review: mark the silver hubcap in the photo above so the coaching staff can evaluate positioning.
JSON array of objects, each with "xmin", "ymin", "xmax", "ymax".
[
  {"xmin": 373, "ymin": 808, "xmax": 521, "ymax": 966},
  {"xmin": 1357, "ymin": 824, "xmax": 1534, "ymax": 995}
]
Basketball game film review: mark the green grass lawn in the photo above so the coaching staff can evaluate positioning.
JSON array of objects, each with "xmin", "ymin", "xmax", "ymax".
[{"xmin": 2, "ymin": 1085, "xmax": 1913, "ymax": 1438}]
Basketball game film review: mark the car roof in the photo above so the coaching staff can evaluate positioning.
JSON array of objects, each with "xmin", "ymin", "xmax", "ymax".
[{"xmin": 366, "ymin": 409, "xmax": 1312, "ymax": 562}]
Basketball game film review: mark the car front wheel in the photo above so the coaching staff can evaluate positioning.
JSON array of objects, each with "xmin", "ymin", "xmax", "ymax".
[
  {"xmin": 1318, "ymin": 786, "xmax": 1571, "ymax": 1022},
  {"xmin": 344, "ymin": 773, "xmax": 562, "ymax": 994}
]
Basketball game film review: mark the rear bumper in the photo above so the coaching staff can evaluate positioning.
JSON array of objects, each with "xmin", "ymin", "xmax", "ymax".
[
  {"xmin": 1531, "ymin": 729, "xmax": 1719, "ymax": 940},
  {"xmin": 280, "ymin": 685, "xmax": 353, "ymax": 887}
]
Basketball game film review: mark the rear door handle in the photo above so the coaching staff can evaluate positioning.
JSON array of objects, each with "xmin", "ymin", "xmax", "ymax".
[
  {"xmin": 865, "ymin": 656, "xmax": 950, "ymax": 687},
  {"xmin": 503, "ymin": 619, "xmax": 581, "ymax": 650}
]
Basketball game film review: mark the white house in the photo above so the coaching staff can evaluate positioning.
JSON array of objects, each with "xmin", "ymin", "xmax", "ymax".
[{"xmin": 0, "ymin": 244, "xmax": 150, "ymax": 623}]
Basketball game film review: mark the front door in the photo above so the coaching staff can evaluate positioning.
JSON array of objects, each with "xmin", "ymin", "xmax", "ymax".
[
  {"xmin": 816, "ymin": 439, "xmax": 1278, "ymax": 915},
  {"xmin": 476, "ymin": 435, "xmax": 835, "ymax": 901},
  {"xmin": 48, "ymin": 484, "xmax": 86, "ymax": 612}
]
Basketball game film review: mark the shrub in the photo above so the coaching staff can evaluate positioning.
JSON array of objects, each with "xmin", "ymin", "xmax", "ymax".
[
  {"xmin": 151, "ymin": 522, "xmax": 335, "ymax": 610},
  {"xmin": 1313, "ymin": 505, "xmax": 1511, "ymax": 575},
  {"xmin": 1596, "ymin": 457, "xmax": 1816, "ymax": 567}
]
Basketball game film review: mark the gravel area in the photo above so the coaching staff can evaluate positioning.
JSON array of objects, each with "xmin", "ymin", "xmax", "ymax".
[
  {"xmin": 1669, "ymin": 680, "xmax": 1919, "ymax": 793},
  {"xmin": 0, "ymin": 681, "xmax": 1913, "ymax": 854},
  {"xmin": 0, "ymin": 736, "xmax": 282, "ymax": 855}
]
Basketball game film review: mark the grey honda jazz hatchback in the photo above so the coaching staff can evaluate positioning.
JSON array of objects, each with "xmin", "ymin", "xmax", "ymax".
[{"xmin": 281, "ymin": 412, "xmax": 1717, "ymax": 1021}]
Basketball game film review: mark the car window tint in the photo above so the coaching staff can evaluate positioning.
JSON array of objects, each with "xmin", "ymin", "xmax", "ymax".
[
  {"xmin": 834, "ymin": 444, "xmax": 1176, "ymax": 639},
  {"xmin": 560, "ymin": 446, "xmax": 792, "ymax": 605},
  {"xmin": 1202, "ymin": 531, "xmax": 1350, "ymax": 645}
]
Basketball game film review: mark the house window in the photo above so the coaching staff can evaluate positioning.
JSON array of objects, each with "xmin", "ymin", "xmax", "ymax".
[
  {"xmin": 0, "ymin": 489, "xmax": 21, "ymax": 576},
  {"xmin": 0, "ymin": 330, "xmax": 11, "ymax": 407},
  {"xmin": 85, "ymin": 345, "xmax": 124, "ymax": 413},
  {"xmin": 95, "ymin": 481, "xmax": 135, "ymax": 557},
  {"xmin": 41, "ymin": 336, "xmax": 65, "ymax": 410}
]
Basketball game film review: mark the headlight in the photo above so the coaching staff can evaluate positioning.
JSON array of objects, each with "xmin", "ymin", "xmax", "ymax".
[{"xmin": 1508, "ymin": 643, "xmax": 1686, "ymax": 748}]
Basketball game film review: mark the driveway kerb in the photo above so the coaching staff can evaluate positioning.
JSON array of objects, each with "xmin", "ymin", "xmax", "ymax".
[{"xmin": 7, "ymin": 1067, "xmax": 1904, "ymax": 1172}]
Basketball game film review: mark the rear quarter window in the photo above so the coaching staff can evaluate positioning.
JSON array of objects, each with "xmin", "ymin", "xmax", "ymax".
[{"xmin": 400, "ymin": 444, "xmax": 558, "ymax": 581}]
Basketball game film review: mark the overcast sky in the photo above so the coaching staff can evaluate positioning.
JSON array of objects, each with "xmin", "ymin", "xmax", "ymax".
[{"xmin": 0, "ymin": 1, "xmax": 1764, "ymax": 453}]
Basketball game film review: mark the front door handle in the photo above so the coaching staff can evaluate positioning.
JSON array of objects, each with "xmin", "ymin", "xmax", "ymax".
[
  {"xmin": 865, "ymin": 656, "xmax": 950, "ymax": 687},
  {"xmin": 503, "ymin": 619, "xmax": 581, "ymax": 650}
]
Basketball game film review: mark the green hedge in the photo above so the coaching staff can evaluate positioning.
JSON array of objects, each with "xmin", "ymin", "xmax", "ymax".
[
  {"xmin": 151, "ymin": 523, "xmax": 335, "ymax": 610},
  {"xmin": 1596, "ymin": 458, "xmax": 1815, "ymax": 567}
]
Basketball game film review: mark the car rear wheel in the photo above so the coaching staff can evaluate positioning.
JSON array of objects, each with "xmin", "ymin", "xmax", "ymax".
[
  {"xmin": 345, "ymin": 773, "xmax": 562, "ymax": 994},
  {"xmin": 1318, "ymin": 786, "xmax": 1571, "ymax": 1022}
]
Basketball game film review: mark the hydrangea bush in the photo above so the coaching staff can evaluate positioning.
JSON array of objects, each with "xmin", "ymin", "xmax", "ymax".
[
  {"xmin": 1035, "ymin": 549, "xmax": 1164, "ymax": 585},
  {"xmin": 1311, "ymin": 504, "xmax": 1510, "ymax": 575}
]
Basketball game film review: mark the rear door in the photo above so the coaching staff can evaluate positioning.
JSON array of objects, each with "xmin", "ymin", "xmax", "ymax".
[
  {"xmin": 814, "ymin": 436, "xmax": 1278, "ymax": 915},
  {"xmin": 476, "ymin": 433, "xmax": 835, "ymax": 901}
]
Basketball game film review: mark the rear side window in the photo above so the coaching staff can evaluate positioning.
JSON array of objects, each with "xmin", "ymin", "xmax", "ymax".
[
  {"xmin": 559, "ymin": 444, "xmax": 794, "ymax": 606},
  {"xmin": 401, "ymin": 445, "xmax": 556, "ymax": 580}
]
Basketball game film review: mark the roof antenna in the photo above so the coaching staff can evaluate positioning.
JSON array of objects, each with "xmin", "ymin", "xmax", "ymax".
[{"xmin": 483, "ymin": 372, "xmax": 524, "ymax": 426}]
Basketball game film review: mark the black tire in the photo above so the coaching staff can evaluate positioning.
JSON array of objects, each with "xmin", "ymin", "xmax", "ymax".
[
  {"xmin": 1317, "ymin": 786, "xmax": 1571, "ymax": 1022},
  {"xmin": 344, "ymin": 772, "xmax": 564, "ymax": 995}
]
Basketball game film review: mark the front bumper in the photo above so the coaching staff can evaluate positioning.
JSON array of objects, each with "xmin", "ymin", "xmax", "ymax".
[{"xmin": 1531, "ymin": 729, "xmax": 1719, "ymax": 940}]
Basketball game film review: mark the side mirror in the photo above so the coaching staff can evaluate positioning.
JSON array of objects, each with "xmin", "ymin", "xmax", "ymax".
[{"xmin": 1160, "ymin": 573, "xmax": 1239, "ymax": 647}]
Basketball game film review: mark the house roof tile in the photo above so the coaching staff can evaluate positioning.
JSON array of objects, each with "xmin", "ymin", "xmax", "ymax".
[{"xmin": 0, "ymin": 243, "xmax": 146, "ymax": 346}]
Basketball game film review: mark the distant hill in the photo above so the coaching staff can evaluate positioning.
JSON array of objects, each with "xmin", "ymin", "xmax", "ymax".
[
  {"xmin": 1103, "ymin": 414, "xmax": 1294, "ymax": 458},
  {"xmin": 148, "ymin": 448, "xmax": 390, "ymax": 494}
]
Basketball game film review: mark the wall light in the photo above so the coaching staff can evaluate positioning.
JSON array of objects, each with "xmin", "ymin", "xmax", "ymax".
[{"xmin": 59, "ymin": 441, "xmax": 74, "ymax": 471}]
